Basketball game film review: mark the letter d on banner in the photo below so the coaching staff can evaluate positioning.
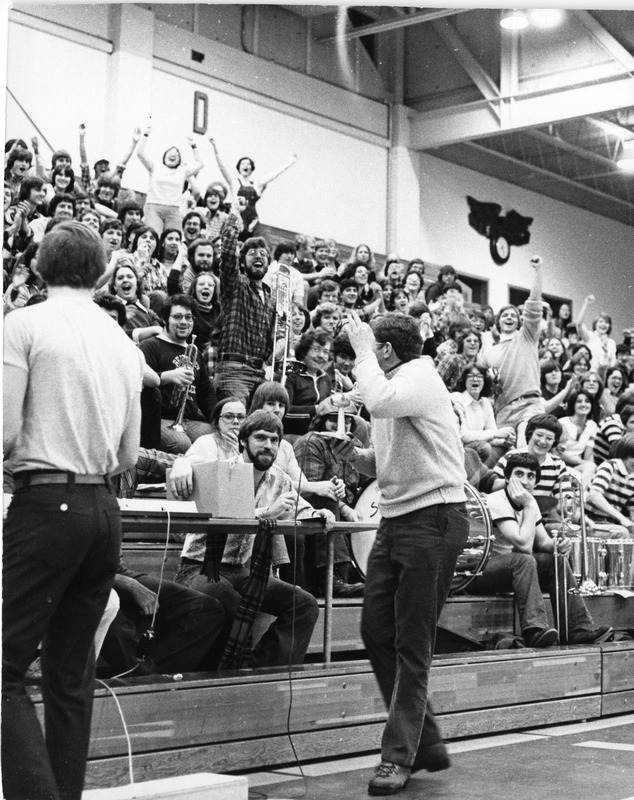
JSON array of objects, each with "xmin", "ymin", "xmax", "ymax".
[{"xmin": 193, "ymin": 91, "xmax": 208, "ymax": 135}]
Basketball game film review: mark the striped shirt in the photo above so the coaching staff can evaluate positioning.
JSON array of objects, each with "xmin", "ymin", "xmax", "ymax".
[
  {"xmin": 593, "ymin": 414, "xmax": 624, "ymax": 465},
  {"xmin": 215, "ymin": 213, "xmax": 275, "ymax": 362},
  {"xmin": 493, "ymin": 447, "xmax": 571, "ymax": 500},
  {"xmin": 586, "ymin": 458, "xmax": 634, "ymax": 518}
]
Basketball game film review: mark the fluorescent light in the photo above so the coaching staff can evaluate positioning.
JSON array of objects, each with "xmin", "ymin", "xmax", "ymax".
[
  {"xmin": 500, "ymin": 9, "xmax": 529, "ymax": 30},
  {"xmin": 529, "ymin": 9, "xmax": 564, "ymax": 29},
  {"xmin": 617, "ymin": 140, "xmax": 634, "ymax": 172}
]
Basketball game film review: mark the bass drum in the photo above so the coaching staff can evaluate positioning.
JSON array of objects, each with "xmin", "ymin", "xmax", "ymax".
[{"xmin": 351, "ymin": 480, "xmax": 492, "ymax": 595}]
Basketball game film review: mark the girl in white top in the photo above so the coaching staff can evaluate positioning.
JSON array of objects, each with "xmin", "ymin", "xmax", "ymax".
[
  {"xmin": 558, "ymin": 389, "xmax": 598, "ymax": 487},
  {"xmin": 575, "ymin": 294, "xmax": 616, "ymax": 380},
  {"xmin": 137, "ymin": 125, "xmax": 203, "ymax": 234}
]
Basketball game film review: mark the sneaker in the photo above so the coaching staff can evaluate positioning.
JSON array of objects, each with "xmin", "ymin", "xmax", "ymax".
[
  {"xmin": 368, "ymin": 761, "xmax": 411, "ymax": 796},
  {"xmin": 412, "ymin": 741, "xmax": 451, "ymax": 773},
  {"xmin": 524, "ymin": 627, "xmax": 560, "ymax": 648},
  {"xmin": 567, "ymin": 626, "xmax": 614, "ymax": 645}
]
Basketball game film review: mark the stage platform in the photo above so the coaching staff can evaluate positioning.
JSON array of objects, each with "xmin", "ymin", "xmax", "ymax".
[{"xmin": 30, "ymin": 640, "xmax": 634, "ymax": 790}]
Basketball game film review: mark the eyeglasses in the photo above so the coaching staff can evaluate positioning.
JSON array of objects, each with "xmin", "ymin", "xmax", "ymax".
[
  {"xmin": 220, "ymin": 413, "xmax": 246, "ymax": 423},
  {"xmin": 170, "ymin": 314, "xmax": 194, "ymax": 322},
  {"xmin": 309, "ymin": 346, "xmax": 331, "ymax": 357}
]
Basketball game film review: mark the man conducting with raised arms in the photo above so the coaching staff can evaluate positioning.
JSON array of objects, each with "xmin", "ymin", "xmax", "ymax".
[
  {"xmin": 3, "ymin": 221, "xmax": 144, "ymax": 800},
  {"xmin": 342, "ymin": 311, "xmax": 469, "ymax": 796}
]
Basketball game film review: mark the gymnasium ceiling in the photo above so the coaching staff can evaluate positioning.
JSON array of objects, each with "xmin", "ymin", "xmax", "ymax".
[{"xmin": 285, "ymin": 6, "xmax": 634, "ymax": 227}]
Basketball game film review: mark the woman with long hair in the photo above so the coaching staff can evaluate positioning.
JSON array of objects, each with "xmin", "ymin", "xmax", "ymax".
[
  {"xmin": 107, "ymin": 256, "xmax": 162, "ymax": 342},
  {"xmin": 602, "ymin": 366, "xmax": 630, "ymax": 416}
]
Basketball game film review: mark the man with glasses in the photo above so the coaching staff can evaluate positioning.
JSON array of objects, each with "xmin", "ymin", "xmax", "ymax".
[
  {"xmin": 139, "ymin": 294, "xmax": 216, "ymax": 453},
  {"xmin": 214, "ymin": 198, "xmax": 275, "ymax": 403}
]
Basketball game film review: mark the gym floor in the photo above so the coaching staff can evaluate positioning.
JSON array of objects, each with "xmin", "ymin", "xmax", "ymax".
[{"xmin": 245, "ymin": 714, "xmax": 634, "ymax": 800}]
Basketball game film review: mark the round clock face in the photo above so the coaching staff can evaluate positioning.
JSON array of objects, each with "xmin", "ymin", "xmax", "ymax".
[{"xmin": 490, "ymin": 235, "xmax": 510, "ymax": 265}]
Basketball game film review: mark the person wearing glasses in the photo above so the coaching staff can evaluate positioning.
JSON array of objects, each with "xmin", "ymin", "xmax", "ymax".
[{"xmin": 139, "ymin": 294, "xmax": 216, "ymax": 453}]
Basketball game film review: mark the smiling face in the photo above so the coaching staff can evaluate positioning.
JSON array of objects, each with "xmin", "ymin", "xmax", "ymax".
[
  {"xmin": 581, "ymin": 373, "xmax": 600, "ymax": 396},
  {"xmin": 314, "ymin": 245, "xmax": 329, "ymax": 265},
  {"xmin": 97, "ymin": 184, "xmax": 116, "ymax": 203},
  {"xmin": 498, "ymin": 307, "xmax": 520, "ymax": 335},
  {"xmin": 547, "ymin": 338, "xmax": 565, "ymax": 360},
  {"xmin": 594, "ymin": 316, "xmax": 611, "ymax": 336},
  {"xmin": 462, "ymin": 333, "xmax": 481, "ymax": 359},
  {"xmin": 606, "ymin": 370, "xmax": 624, "ymax": 393},
  {"xmin": 393, "ymin": 291, "xmax": 410, "ymax": 313},
  {"xmin": 238, "ymin": 158, "xmax": 254, "ymax": 177},
  {"xmin": 341, "ymin": 286, "xmax": 358, "ymax": 306},
  {"xmin": 354, "ymin": 265, "xmax": 369, "ymax": 285},
  {"xmin": 28, "ymin": 185, "xmax": 47, "ymax": 207},
  {"xmin": 465, "ymin": 368, "xmax": 485, "ymax": 398},
  {"xmin": 527, "ymin": 427, "xmax": 557, "ymax": 459},
  {"xmin": 574, "ymin": 392, "xmax": 593, "ymax": 417},
  {"xmin": 183, "ymin": 215, "xmax": 202, "ymax": 241},
  {"xmin": 113, "ymin": 266, "xmax": 137, "ymax": 302},
  {"xmin": 54, "ymin": 201, "xmax": 74, "ymax": 221},
  {"xmin": 54, "ymin": 172, "xmax": 72, "ymax": 191},
  {"xmin": 244, "ymin": 246, "xmax": 269, "ymax": 280},
  {"xmin": 195, "ymin": 274, "xmax": 215, "ymax": 304},
  {"xmin": 304, "ymin": 341, "xmax": 331, "ymax": 374},
  {"xmin": 167, "ymin": 304, "xmax": 195, "ymax": 343},
  {"xmin": 163, "ymin": 147, "xmax": 181, "ymax": 168},
  {"xmin": 11, "ymin": 158, "xmax": 30, "ymax": 178}
]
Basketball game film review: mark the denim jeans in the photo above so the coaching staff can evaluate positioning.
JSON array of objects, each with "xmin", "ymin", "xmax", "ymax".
[
  {"xmin": 361, "ymin": 502, "xmax": 469, "ymax": 767},
  {"xmin": 159, "ymin": 418, "xmax": 213, "ymax": 454},
  {"xmin": 470, "ymin": 551, "xmax": 594, "ymax": 639},
  {"xmin": 2, "ymin": 484, "xmax": 121, "ymax": 800}
]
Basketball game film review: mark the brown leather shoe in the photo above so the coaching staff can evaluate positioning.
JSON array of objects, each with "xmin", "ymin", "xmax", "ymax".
[{"xmin": 368, "ymin": 761, "xmax": 411, "ymax": 795}]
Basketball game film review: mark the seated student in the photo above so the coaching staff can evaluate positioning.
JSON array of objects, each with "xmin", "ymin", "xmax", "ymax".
[
  {"xmin": 593, "ymin": 390, "xmax": 634, "ymax": 465},
  {"xmin": 284, "ymin": 330, "xmax": 334, "ymax": 437},
  {"xmin": 293, "ymin": 400, "xmax": 365, "ymax": 597},
  {"xmin": 172, "ymin": 411, "xmax": 334, "ymax": 668},
  {"xmin": 100, "ymin": 556, "xmax": 226, "ymax": 677},
  {"xmin": 263, "ymin": 240, "xmax": 306, "ymax": 307},
  {"xmin": 557, "ymin": 390, "xmax": 598, "ymax": 487},
  {"xmin": 469, "ymin": 453, "xmax": 613, "ymax": 646},
  {"xmin": 586, "ymin": 434, "xmax": 634, "ymax": 537},
  {"xmin": 492, "ymin": 414, "xmax": 572, "ymax": 523},
  {"xmin": 312, "ymin": 301, "xmax": 342, "ymax": 337}
]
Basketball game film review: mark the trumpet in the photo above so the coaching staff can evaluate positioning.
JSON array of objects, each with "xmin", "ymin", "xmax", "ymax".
[{"xmin": 170, "ymin": 335, "xmax": 198, "ymax": 433}]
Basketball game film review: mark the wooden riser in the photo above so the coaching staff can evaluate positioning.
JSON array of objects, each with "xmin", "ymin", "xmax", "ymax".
[{"xmin": 29, "ymin": 642, "xmax": 634, "ymax": 790}]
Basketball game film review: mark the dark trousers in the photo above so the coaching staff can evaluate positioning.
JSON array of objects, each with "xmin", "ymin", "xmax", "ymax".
[
  {"xmin": 175, "ymin": 562, "xmax": 319, "ymax": 667},
  {"xmin": 361, "ymin": 503, "xmax": 469, "ymax": 767},
  {"xmin": 100, "ymin": 573, "xmax": 226, "ymax": 675},
  {"xmin": 2, "ymin": 484, "xmax": 121, "ymax": 800}
]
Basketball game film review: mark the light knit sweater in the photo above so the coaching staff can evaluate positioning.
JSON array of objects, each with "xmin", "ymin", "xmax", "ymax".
[{"xmin": 354, "ymin": 353, "xmax": 467, "ymax": 518}]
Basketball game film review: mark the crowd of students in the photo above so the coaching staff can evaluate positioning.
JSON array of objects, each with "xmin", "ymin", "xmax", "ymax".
[{"xmin": 4, "ymin": 125, "xmax": 634, "ymax": 672}]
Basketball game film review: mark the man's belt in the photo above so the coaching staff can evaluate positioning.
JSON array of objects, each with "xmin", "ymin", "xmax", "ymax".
[
  {"xmin": 510, "ymin": 391, "xmax": 542, "ymax": 403},
  {"xmin": 218, "ymin": 353, "xmax": 264, "ymax": 370},
  {"xmin": 13, "ymin": 470, "xmax": 111, "ymax": 490}
]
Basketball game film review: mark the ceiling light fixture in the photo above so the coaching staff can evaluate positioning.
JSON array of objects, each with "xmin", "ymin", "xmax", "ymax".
[
  {"xmin": 500, "ymin": 9, "xmax": 530, "ymax": 31},
  {"xmin": 529, "ymin": 9, "xmax": 564, "ymax": 28},
  {"xmin": 616, "ymin": 140, "xmax": 634, "ymax": 172}
]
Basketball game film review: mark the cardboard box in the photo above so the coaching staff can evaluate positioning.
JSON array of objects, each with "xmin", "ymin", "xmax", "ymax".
[{"xmin": 167, "ymin": 460, "xmax": 255, "ymax": 518}]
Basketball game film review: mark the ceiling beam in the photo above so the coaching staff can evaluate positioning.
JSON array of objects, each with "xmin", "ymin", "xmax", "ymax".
[
  {"xmin": 574, "ymin": 9, "xmax": 634, "ymax": 76},
  {"xmin": 463, "ymin": 141, "xmax": 634, "ymax": 212},
  {"xmin": 430, "ymin": 18, "xmax": 500, "ymax": 103},
  {"xmin": 526, "ymin": 128, "xmax": 622, "ymax": 173},
  {"xmin": 410, "ymin": 73, "xmax": 634, "ymax": 149},
  {"xmin": 318, "ymin": 7, "xmax": 469, "ymax": 43}
]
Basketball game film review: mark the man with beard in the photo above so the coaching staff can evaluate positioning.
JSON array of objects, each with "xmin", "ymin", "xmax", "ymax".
[
  {"xmin": 214, "ymin": 200, "xmax": 275, "ymax": 402},
  {"xmin": 173, "ymin": 410, "xmax": 333, "ymax": 667},
  {"xmin": 139, "ymin": 294, "xmax": 216, "ymax": 453},
  {"xmin": 180, "ymin": 238, "xmax": 216, "ymax": 294}
]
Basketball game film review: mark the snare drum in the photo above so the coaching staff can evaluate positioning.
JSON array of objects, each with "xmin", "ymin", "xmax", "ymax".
[
  {"xmin": 350, "ymin": 481, "xmax": 492, "ymax": 595},
  {"xmin": 605, "ymin": 540, "xmax": 634, "ymax": 590}
]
